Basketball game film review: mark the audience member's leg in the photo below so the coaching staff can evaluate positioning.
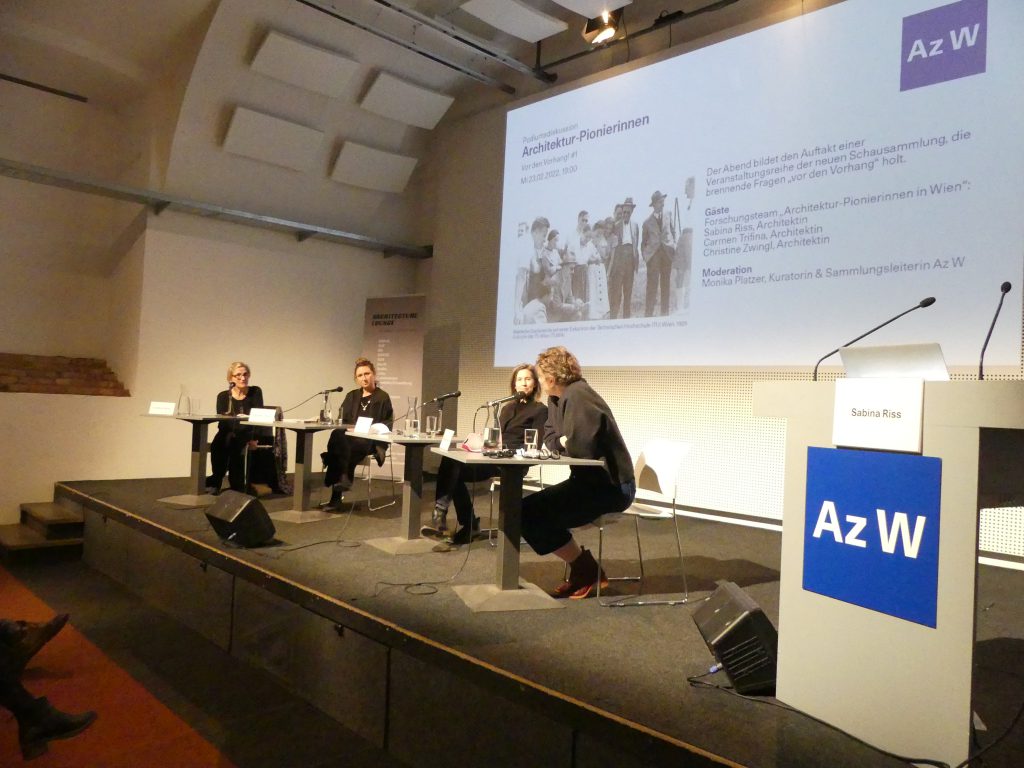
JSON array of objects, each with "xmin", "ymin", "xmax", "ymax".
[{"xmin": 1, "ymin": 616, "xmax": 95, "ymax": 759}]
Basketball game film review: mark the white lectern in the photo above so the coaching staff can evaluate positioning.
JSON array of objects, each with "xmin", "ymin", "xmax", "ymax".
[{"xmin": 753, "ymin": 381, "xmax": 1024, "ymax": 767}]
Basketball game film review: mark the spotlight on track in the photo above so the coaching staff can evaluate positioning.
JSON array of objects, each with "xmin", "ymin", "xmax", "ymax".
[{"xmin": 582, "ymin": 9, "xmax": 622, "ymax": 45}]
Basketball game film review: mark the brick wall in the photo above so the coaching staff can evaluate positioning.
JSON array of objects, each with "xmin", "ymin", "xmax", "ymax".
[{"xmin": 0, "ymin": 353, "xmax": 130, "ymax": 397}]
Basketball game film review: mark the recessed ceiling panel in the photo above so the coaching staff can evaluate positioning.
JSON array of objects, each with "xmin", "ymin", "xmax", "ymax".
[
  {"xmin": 360, "ymin": 72, "xmax": 454, "ymax": 130},
  {"xmin": 550, "ymin": 0, "xmax": 632, "ymax": 18},
  {"xmin": 223, "ymin": 107, "xmax": 323, "ymax": 172},
  {"xmin": 461, "ymin": 0, "xmax": 567, "ymax": 43},
  {"xmin": 331, "ymin": 142, "xmax": 418, "ymax": 193},
  {"xmin": 251, "ymin": 30, "xmax": 360, "ymax": 98}
]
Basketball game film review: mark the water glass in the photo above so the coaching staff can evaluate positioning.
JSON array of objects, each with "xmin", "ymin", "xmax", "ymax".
[
  {"xmin": 524, "ymin": 428, "xmax": 538, "ymax": 451},
  {"xmin": 425, "ymin": 415, "xmax": 439, "ymax": 435},
  {"xmin": 407, "ymin": 418, "xmax": 420, "ymax": 437},
  {"xmin": 189, "ymin": 397, "xmax": 201, "ymax": 416}
]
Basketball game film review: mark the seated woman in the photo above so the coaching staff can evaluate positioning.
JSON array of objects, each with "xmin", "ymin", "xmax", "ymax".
[
  {"xmin": 425, "ymin": 363, "xmax": 547, "ymax": 544},
  {"xmin": 320, "ymin": 358, "xmax": 394, "ymax": 511},
  {"xmin": 206, "ymin": 361, "xmax": 266, "ymax": 494},
  {"xmin": 522, "ymin": 346, "xmax": 636, "ymax": 598}
]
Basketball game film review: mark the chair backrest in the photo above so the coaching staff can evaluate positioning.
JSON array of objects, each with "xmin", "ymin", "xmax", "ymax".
[{"xmin": 634, "ymin": 439, "xmax": 690, "ymax": 499}]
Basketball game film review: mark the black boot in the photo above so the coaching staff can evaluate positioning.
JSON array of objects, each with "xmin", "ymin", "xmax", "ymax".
[
  {"xmin": 319, "ymin": 486, "xmax": 343, "ymax": 512},
  {"xmin": 451, "ymin": 516, "xmax": 481, "ymax": 545},
  {"xmin": 19, "ymin": 697, "xmax": 97, "ymax": 760},
  {"xmin": 420, "ymin": 505, "xmax": 449, "ymax": 538},
  {"xmin": 6, "ymin": 614, "xmax": 69, "ymax": 674}
]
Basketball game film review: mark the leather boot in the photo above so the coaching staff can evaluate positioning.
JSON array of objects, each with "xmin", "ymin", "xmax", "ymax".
[
  {"xmin": 549, "ymin": 548, "xmax": 608, "ymax": 599},
  {"xmin": 420, "ymin": 506, "xmax": 449, "ymax": 538},
  {"xmin": 319, "ymin": 486, "xmax": 343, "ymax": 512},
  {"xmin": 7, "ymin": 614, "xmax": 69, "ymax": 674},
  {"xmin": 568, "ymin": 548, "xmax": 609, "ymax": 599},
  {"xmin": 18, "ymin": 696, "xmax": 97, "ymax": 760}
]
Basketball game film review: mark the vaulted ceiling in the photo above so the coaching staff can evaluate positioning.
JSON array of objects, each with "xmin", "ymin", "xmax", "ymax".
[{"xmin": 0, "ymin": 0, "xmax": 808, "ymax": 274}]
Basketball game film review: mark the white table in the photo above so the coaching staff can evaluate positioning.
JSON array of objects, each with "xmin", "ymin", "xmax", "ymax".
[
  {"xmin": 148, "ymin": 413, "xmax": 238, "ymax": 507},
  {"xmin": 430, "ymin": 448, "xmax": 604, "ymax": 612}
]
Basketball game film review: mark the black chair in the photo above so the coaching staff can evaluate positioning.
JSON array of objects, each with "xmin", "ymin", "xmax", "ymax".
[{"xmin": 243, "ymin": 406, "xmax": 290, "ymax": 495}]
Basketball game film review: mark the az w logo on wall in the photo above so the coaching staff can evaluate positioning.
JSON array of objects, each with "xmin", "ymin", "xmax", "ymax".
[{"xmin": 805, "ymin": 447, "xmax": 942, "ymax": 627}]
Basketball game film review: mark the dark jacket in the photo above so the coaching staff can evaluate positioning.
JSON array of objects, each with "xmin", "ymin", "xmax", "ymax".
[
  {"xmin": 340, "ymin": 387, "xmax": 394, "ymax": 428},
  {"xmin": 498, "ymin": 398, "xmax": 548, "ymax": 450},
  {"xmin": 543, "ymin": 378, "xmax": 634, "ymax": 487}
]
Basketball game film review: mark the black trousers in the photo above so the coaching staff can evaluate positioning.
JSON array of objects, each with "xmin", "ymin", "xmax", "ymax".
[
  {"xmin": 324, "ymin": 429, "xmax": 374, "ymax": 489},
  {"xmin": 210, "ymin": 425, "xmax": 257, "ymax": 491},
  {"xmin": 434, "ymin": 458, "xmax": 498, "ymax": 526},
  {"xmin": 521, "ymin": 475, "xmax": 635, "ymax": 556}
]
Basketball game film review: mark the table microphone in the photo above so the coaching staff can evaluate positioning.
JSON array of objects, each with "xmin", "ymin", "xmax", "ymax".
[
  {"xmin": 320, "ymin": 386, "xmax": 344, "ymax": 394},
  {"xmin": 424, "ymin": 390, "xmax": 461, "ymax": 405},
  {"xmin": 812, "ymin": 296, "xmax": 936, "ymax": 381},
  {"xmin": 979, "ymin": 282, "xmax": 1012, "ymax": 380},
  {"xmin": 485, "ymin": 394, "xmax": 517, "ymax": 408}
]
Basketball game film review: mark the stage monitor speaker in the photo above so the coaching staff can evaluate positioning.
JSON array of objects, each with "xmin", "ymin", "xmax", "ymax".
[
  {"xmin": 205, "ymin": 491, "xmax": 276, "ymax": 548},
  {"xmin": 692, "ymin": 580, "xmax": 778, "ymax": 695}
]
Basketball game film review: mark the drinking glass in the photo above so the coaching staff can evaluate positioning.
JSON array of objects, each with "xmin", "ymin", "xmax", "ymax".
[
  {"xmin": 524, "ymin": 428, "xmax": 538, "ymax": 452},
  {"xmin": 425, "ymin": 415, "xmax": 438, "ymax": 435},
  {"xmin": 407, "ymin": 418, "xmax": 420, "ymax": 437},
  {"xmin": 189, "ymin": 397, "xmax": 201, "ymax": 416}
]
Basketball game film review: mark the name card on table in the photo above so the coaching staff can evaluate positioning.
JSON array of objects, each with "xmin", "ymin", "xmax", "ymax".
[
  {"xmin": 248, "ymin": 407, "xmax": 277, "ymax": 424},
  {"xmin": 832, "ymin": 378, "xmax": 924, "ymax": 453},
  {"xmin": 439, "ymin": 428, "xmax": 455, "ymax": 450},
  {"xmin": 149, "ymin": 401, "xmax": 176, "ymax": 415},
  {"xmin": 353, "ymin": 416, "xmax": 373, "ymax": 434}
]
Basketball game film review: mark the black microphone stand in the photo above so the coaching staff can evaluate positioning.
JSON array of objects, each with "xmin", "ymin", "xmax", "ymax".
[
  {"xmin": 812, "ymin": 299, "xmax": 934, "ymax": 381},
  {"xmin": 979, "ymin": 283, "xmax": 1012, "ymax": 380}
]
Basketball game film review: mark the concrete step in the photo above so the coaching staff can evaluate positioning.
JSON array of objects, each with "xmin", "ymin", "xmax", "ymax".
[
  {"xmin": 0, "ymin": 523, "xmax": 83, "ymax": 564},
  {"xmin": 21, "ymin": 501, "xmax": 85, "ymax": 540}
]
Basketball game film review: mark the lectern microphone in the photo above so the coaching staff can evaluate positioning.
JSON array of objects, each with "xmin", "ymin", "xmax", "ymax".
[
  {"xmin": 812, "ymin": 296, "xmax": 936, "ymax": 381},
  {"xmin": 979, "ymin": 282, "xmax": 1012, "ymax": 380}
]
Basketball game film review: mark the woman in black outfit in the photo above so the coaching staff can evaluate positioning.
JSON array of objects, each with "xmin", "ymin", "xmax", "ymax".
[
  {"xmin": 207, "ymin": 361, "xmax": 265, "ymax": 493},
  {"xmin": 321, "ymin": 358, "xmax": 394, "ymax": 510},
  {"xmin": 425, "ymin": 363, "xmax": 547, "ymax": 544}
]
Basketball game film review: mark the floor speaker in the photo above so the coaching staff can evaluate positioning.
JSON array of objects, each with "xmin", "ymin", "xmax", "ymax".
[
  {"xmin": 205, "ymin": 491, "xmax": 276, "ymax": 548},
  {"xmin": 692, "ymin": 580, "xmax": 778, "ymax": 695}
]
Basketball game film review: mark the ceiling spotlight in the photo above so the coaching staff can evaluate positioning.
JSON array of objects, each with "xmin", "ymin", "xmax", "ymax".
[{"xmin": 582, "ymin": 9, "xmax": 622, "ymax": 45}]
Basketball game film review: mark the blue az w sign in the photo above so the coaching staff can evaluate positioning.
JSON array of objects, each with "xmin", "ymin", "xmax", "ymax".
[{"xmin": 804, "ymin": 447, "xmax": 942, "ymax": 627}]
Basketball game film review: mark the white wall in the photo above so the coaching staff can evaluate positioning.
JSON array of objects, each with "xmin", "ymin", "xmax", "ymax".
[
  {"xmin": 0, "ymin": 262, "xmax": 111, "ymax": 357},
  {"xmin": 0, "ymin": 211, "xmax": 421, "ymax": 524}
]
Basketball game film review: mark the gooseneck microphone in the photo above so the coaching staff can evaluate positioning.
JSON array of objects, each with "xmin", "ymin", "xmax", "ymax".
[
  {"xmin": 979, "ymin": 282, "xmax": 1012, "ymax": 380},
  {"xmin": 320, "ymin": 386, "xmax": 344, "ymax": 394},
  {"xmin": 423, "ymin": 390, "xmax": 461, "ymax": 405},
  {"xmin": 812, "ymin": 296, "xmax": 937, "ymax": 381},
  {"xmin": 485, "ymin": 394, "xmax": 517, "ymax": 408}
]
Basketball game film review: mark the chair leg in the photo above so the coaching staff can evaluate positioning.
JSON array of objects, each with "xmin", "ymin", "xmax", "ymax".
[
  {"xmin": 366, "ymin": 452, "xmax": 397, "ymax": 512},
  {"xmin": 598, "ymin": 514, "xmax": 643, "ymax": 606},
  {"xmin": 671, "ymin": 502, "xmax": 688, "ymax": 601}
]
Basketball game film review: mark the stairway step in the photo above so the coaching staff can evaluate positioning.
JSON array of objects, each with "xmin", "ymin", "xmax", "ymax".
[
  {"xmin": 21, "ymin": 501, "xmax": 85, "ymax": 539},
  {"xmin": 0, "ymin": 523, "xmax": 83, "ymax": 564}
]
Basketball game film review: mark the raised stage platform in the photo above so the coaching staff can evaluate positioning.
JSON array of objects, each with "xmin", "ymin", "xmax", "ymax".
[{"xmin": 53, "ymin": 476, "xmax": 1024, "ymax": 768}]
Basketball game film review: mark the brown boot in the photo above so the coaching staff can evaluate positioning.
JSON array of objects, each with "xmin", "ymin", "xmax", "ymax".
[
  {"xmin": 19, "ymin": 696, "xmax": 97, "ymax": 760},
  {"xmin": 549, "ymin": 548, "xmax": 608, "ymax": 599},
  {"xmin": 568, "ymin": 548, "xmax": 608, "ymax": 599},
  {"xmin": 8, "ymin": 614, "xmax": 69, "ymax": 674}
]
